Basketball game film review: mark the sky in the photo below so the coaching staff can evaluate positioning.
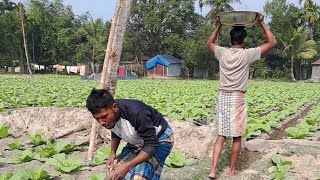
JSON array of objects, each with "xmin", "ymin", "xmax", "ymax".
[
  {"xmin": 60, "ymin": 0, "xmax": 303, "ymax": 21},
  {"xmin": 14, "ymin": 0, "xmax": 316, "ymax": 21}
]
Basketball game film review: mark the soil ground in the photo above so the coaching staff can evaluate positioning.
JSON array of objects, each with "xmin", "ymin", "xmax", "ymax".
[{"xmin": 1, "ymin": 107, "xmax": 320, "ymax": 179}]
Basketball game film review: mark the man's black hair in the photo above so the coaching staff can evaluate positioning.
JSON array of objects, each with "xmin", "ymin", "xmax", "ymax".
[
  {"xmin": 86, "ymin": 88, "xmax": 115, "ymax": 114},
  {"xmin": 230, "ymin": 26, "xmax": 247, "ymax": 45}
]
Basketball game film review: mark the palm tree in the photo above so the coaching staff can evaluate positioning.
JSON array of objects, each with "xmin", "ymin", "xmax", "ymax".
[
  {"xmin": 0, "ymin": 0, "xmax": 16, "ymax": 15},
  {"xmin": 298, "ymin": 0, "xmax": 320, "ymax": 40},
  {"xmin": 18, "ymin": 2, "xmax": 33, "ymax": 76},
  {"xmin": 199, "ymin": 0, "xmax": 241, "ymax": 24},
  {"xmin": 299, "ymin": 0, "xmax": 312, "ymax": 8},
  {"xmin": 279, "ymin": 27, "xmax": 318, "ymax": 81}
]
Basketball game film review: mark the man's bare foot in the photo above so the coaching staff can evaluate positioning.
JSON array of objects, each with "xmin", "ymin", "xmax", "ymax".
[
  {"xmin": 208, "ymin": 171, "xmax": 217, "ymax": 179},
  {"xmin": 229, "ymin": 169, "xmax": 237, "ymax": 176}
]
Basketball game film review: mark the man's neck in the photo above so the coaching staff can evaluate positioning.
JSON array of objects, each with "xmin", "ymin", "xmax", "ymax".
[
  {"xmin": 115, "ymin": 111, "xmax": 121, "ymax": 122},
  {"xmin": 231, "ymin": 44, "xmax": 243, "ymax": 48}
]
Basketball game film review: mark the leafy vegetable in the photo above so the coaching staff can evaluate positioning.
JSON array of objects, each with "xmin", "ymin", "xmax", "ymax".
[
  {"xmin": 0, "ymin": 158, "xmax": 19, "ymax": 164},
  {"xmin": 8, "ymin": 140, "xmax": 21, "ymax": 150},
  {"xmin": 34, "ymin": 140, "xmax": 77, "ymax": 159},
  {"xmin": 31, "ymin": 133, "xmax": 45, "ymax": 146},
  {"xmin": 46, "ymin": 153, "xmax": 82, "ymax": 173},
  {"xmin": 285, "ymin": 127, "xmax": 313, "ymax": 139},
  {"xmin": 90, "ymin": 173, "xmax": 106, "ymax": 180},
  {"xmin": 0, "ymin": 173, "xmax": 13, "ymax": 180},
  {"xmin": 0, "ymin": 124, "xmax": 9, "ymax": 139},
  {"xmin": 32, "ymin": 167, "xmax": 51, "ymax": 180},
  {"xmin": 165, "ymin": 150, "xmax": 193, "ymax": 168},
  {"xmin": 34, "ymin": 141, "xmax": 56, "ymax": 158},
  {"xmin": 54, "ymin": 141, "xmax": 77, "ymax": 154},
  {"xmin": 93, "ymin": 154, "xmax": 107, "ymax": 166},
  {"xmin": 92, "ymin": 145, "xmax": 124, "ymax": 166},
  {"xmin": 270, "ymin": 154, "xmax": 293, "ymax": 180},
  {"xmin": 16, "ymin": 150, "xmax": 34, "ymax": 163},
  {"xmin": 2, "ymin": 167, "xmax": 50, "ymax": 180}
]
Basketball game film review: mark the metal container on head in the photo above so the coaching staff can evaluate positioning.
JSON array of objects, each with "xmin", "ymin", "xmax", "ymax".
[{"xmin": 218, "ymin": 11, "xmax": 259, "ymax": 27}]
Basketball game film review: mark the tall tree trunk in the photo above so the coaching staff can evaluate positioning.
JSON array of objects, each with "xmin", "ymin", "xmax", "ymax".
[
  {"xmin": 104, "ymin": 0, "xmax": 133, "ymax": 94},
  {"xmin": 290, "ymin": 56, "xmax": 296, "ymax": 81},
  {"xmin": 87, "ymin": 0, "xmax": 124, "ymax": 161},
  {"xmin": 304, "ymin": 60, "xmax": 308, "ymax": 79},
  {"xmin": 309, "ymin": 24, "xmax": 314, "ymax": 40},
  {"xmin": 32, "ymin": 30, "xmax": 35, "ymax": 73},
  {"xmin": 100, "ymin": 0, "xmax": 122, "ymax": 89},
  {"xmin": 299, "ymin": 60, "xmax": 302, "ymax": 80},
  {"xmin": 91, "ymin": 46, "xmax": 95, "ymax": 78},
  {"xmin": 18, "ymin": 2, "xmax": 33, "ymax": 76}
]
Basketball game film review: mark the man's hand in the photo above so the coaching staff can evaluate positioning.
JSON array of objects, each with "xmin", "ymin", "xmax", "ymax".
[
  {"xmin": 111, "ymin": 163, "xmax": 131, "ymax": 180},
  {"xmin": 215, "ymin": 16, "xmax": 222, "ymax": 27},
  {"xmin": 106, "ymin": 153, "xmax": 116, "ymax": 173},
  {"xmin": 257, "ymin": 12, "xmax": 277, "ymax": 55},
  {"xmin": 257, "ymin": 13, "xmax": 264, "ymax": 23},
  {"xmin": 207, "ymin": 16, "xmax": 222, "ymax": 53}
]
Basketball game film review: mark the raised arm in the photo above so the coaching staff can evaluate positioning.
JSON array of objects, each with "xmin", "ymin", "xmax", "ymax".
[
  {"xmin": 207, "ymin": 18, "xmax": 222, "ymax": 53},
  {"xmin": 258, "ymin": 13, "xmax": 277, "ymax": 55}
]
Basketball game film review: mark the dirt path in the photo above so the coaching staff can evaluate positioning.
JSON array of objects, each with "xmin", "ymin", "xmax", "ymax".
[{"xmin": 268, "ymin": 98, "xmax": 318, "ymax": 140}]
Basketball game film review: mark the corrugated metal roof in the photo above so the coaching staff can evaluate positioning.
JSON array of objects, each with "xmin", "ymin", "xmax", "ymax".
[
  {"xmin": 312, "ymin": 59, "xmax": 320, "ymax": 65},
  {"xmin": 146, "ymin": 55, "xmax": 181, "ymax": 69},
  {"xmin": 160, "ymin": 55, "xmax": 181, "ymax": 64}
]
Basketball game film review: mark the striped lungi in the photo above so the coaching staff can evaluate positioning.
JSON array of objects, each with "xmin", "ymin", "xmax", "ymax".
[
  {"xmin": 215, "ymin": 90, "xmax": 247, "ymax": 137},
  {"xmin": 116, "ymin": 126, "xmax": 174, "ymax": 180}
]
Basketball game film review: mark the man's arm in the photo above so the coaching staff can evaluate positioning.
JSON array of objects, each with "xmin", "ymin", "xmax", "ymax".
[
  {"xmin": 121, "ymin": 110, "xmax": 156, "ymax": 166},
  {"xmin": 112, "ymin": 151, "xmax": 150, "ymax": 180},
  {"xmin": 111, "ymin": 110, "xmax": 158, "ymax": 180},
  {"xmin": 106, "ymin": 133, "xmax": 121, "ymax": 168},
  {"xmin": 207, "ymin": 18, "xmax": 222, "ymax": 53},
  {"xmin": 258, "ymin": 13, "xmax": 277, "ymax": 55},
  {"xmin": 126, "ymin": 150, "xmax": 150, "ymax": 169},
  {"xmin": 110, "ymin": 134, "xmax": 121, "ymax": 158}
]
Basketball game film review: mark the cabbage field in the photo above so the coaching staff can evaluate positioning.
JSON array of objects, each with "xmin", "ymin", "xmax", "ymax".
[
  {"xmin": 1, "ymin": 75, "xmax": 320, "ymax": 140},
  {"xmin": 1, "ymin": 75, "xmax": 320, "ymax": 179}
]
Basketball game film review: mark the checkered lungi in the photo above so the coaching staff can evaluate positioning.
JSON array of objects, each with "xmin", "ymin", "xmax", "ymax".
[
  {"xmin": 117, "ymin": 126, "xmax": 174, "ymax": 180},
  {"xmin": 215, "ymin": 90, "xmax": 248, "ymax": 137}
]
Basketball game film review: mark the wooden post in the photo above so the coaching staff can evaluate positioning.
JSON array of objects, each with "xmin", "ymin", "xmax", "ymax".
[
  {"xmin": 99, "ymin": 0, "xmax": 122, "ymax": 88},
  {"xmin": 87, "ymin": 0, "xmax": 133, "ymax": 160},
  {"xmin": 18, "ymin": 2, "xmax": 33, "ymax": 76},
  {"xmin": 103, "ymin": 0, "xmax": 133, "ymax": 94},
  {"xmin": 87, "ymin": 0, "xmax": 122, "ymax": 161}
]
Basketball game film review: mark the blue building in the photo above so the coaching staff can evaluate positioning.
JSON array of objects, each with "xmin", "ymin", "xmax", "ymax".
[{"xmin": 146, "ymin": 55, "xmax": 181, "ymax": 77}]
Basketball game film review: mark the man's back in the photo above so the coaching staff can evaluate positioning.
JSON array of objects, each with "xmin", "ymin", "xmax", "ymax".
[
  {"xmin": 206, "ymin": 13, "xmax": 276, "ymax": 178},
  {"xmin": 214, "ymin": 46, "xmax": 261, "ymax": 91}
]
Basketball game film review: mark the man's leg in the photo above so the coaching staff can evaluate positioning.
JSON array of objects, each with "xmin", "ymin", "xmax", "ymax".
[
  {"xmin": 152, "ymin": 140, "xmax": 173, "ymax": 180},
  {"xmin": 127, "ymin": 162, "xmax": 153, "ymax": 180},
  {"xmin": 115, "ymin": 146, "xmax": 153, "ymax": 180},
  {"xmin": 119, "ymin": 127, "xmax": 173, "ymax": 180},
  {"xmin": 128, "ymin": 140, "xmax": 173, "ymax": 180},
  {"xmin": 229, "ymin": 136, "xmax": 241, "ymax": 176},
  {"xmin": 209, "ymin": 135, "xmax": 226, "ymax": 178}
]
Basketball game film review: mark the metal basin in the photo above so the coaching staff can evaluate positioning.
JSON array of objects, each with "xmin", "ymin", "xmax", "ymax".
[{"xmin": 218, "ymin": 11, "xmax": 258, "ymax": 27}]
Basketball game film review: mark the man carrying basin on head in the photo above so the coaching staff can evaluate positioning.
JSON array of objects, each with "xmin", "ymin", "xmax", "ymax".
[
  {"xmin": 207, "ymin": 13, "xmax": 276, "ymax": 178},
  {"xmin": 86, "ymin": 88, "xmax": 174, "ymax": 180}
]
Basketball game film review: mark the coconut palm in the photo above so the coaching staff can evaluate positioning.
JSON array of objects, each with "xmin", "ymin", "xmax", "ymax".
[
  {"xmin": 199, "ymin": 0, "xmax": 241, "ymax": 24},
  {"xmin": 298, "ymin": 0, "xmax": 320, "ymax": 40},
  {"xmin": 279, "ymin": 27, "xmax": 318, "ymax": 81}
]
